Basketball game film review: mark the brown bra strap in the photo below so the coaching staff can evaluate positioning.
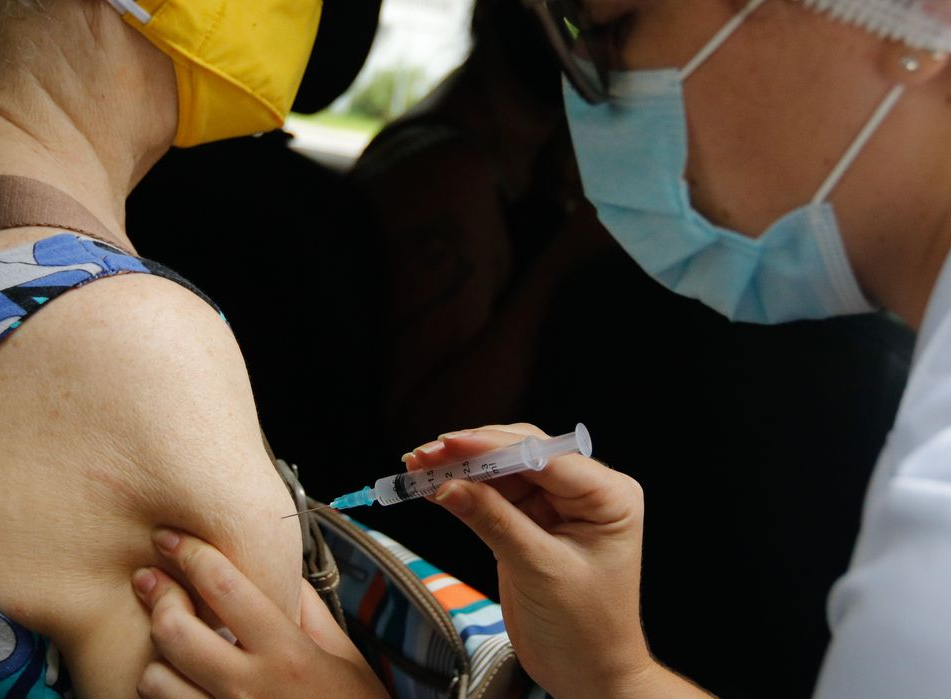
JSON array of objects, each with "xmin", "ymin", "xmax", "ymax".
[{"xmin": 0, "ymin": 175, "xmax": 120, "ymax": 243}]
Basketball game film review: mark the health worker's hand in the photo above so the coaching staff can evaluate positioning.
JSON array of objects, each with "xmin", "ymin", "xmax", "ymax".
[
  {"xmin": 131, "ymin": 529, "xmax": 390, "ymax": 699},
  {"xmin": 406, "ymin": 423, "xmax": 650, "ymax": 699}
]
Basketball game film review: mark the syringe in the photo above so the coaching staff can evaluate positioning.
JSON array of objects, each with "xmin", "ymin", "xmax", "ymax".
[{"xmin": 290, "ymin": 424, "xmax": 591, "ymax": 515}]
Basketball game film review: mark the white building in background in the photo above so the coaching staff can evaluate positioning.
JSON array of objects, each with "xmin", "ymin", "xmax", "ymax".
[
  {"xmin": 335, "ymin": 0, "xmax": 475, "ymax": 113},
  {"xmin": 287, "ymin": 0, "xmax": 475, "ymax": 169}
]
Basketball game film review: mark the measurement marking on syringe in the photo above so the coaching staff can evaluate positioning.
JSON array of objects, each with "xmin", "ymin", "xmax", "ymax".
[{"xmin": 294, "ymin": 424, "xmax": 591, "ymax": 513}]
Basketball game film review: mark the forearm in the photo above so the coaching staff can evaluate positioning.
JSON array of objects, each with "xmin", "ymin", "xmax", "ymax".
[
  {"xmin": 552, "ymin": 657, "xmax": 715, "ymax": 699},
  {"xmin": 606, "ymin": 660, "xmax": 716, "ymax": 699}
]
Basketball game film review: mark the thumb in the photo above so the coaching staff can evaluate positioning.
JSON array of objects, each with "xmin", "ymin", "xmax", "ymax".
[
  {"xmin": 434, "ymin": 480, "xmax": 552, "ymax": 566},
  {"xmin": 299, "ymin": 579, "xmax": 367, "ymax": 665}
]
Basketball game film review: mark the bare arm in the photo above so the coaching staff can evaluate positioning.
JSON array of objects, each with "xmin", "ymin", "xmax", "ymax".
[{"xmin": 0, "ymin": 273, "xmax": 303, "ymax": 697}]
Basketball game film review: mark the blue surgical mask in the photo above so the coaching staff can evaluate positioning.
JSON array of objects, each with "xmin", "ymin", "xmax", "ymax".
[{"xmin": 564, "ymin": 0, "xmax": 902, "ymax": 324}]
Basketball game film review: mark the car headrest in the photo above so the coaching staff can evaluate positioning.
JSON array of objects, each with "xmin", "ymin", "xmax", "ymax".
[{"xmin": 292, "ymin": 0, "xmax": 384, "ymax": 114}]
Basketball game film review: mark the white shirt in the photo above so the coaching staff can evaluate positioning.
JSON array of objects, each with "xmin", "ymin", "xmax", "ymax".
[{"xmin": 814, "ymin": 252, "xmax": 951, "ymax": 699}]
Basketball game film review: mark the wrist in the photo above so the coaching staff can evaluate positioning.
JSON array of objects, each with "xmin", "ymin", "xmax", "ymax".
[
  {"xmin": 574, "ymin": 651, "xmax": 656, "ymax": 699},
  {"xmin": 601, "ymin": 657, "xmax": 662, "ymax": 699},
  {"xmin": 609, "ymin": 657, "xmax": 716, "ymax": 699}
]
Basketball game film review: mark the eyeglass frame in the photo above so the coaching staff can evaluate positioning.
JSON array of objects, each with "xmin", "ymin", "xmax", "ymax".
[{"xmin": 521, "ymin": 0, "xmax": 612, "ymax": 104}]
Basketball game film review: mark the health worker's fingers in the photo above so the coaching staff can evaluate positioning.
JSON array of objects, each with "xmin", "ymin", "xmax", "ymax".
[
  {"xmin": 438, "ymin": 428, "xmax": 639, "ymax": 526},
  {"xmin": 133, "ymin": 567, "xmax": 241, "ymax": 697},
  {"xmin": 434, "ymin": 479, "xmax": 558, "ymax": 568},
  {"xmin": 137, "ymin": 660, "xmax": 214, "ymax": 699},
  {"xmin": 151, "ymin": 528, "xmax": 294, "ymax": 655},
  {"xmin": 299, "ymin": 579, "xmax": 365, "ymax": 665},
  {"xmin": 408, "ymin": 426, "xmax": 550, "ymax": 503},
  {"xmin": 407, "ymin": 423, "xmax": 548, "ymax": 465},
  {"xmin": 510, "ymin": 486, "xmax": 564, "ymax": 532},
  {"xmin": 133, "ymin": 566, "xmax": 196, "ymax": 617},
  {"xmin": 534, "ymin": 464, "xmax": 643, "ymax": 527},
  {"xmin": 406, "ymin": 446, "xmax": 562, "ymax": 530},
  {"xmin": 405, "ymin": 451, "xmax": 536, "ymax": 505},
  {"xmin": 442, "ymin": 423, "xmax": 548, "ymax": 441}
]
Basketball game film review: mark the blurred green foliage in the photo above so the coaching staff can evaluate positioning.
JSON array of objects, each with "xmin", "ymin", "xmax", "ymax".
[{"xmin": 348, "ymin": 67, "xmax": 429, "ymax": 121}]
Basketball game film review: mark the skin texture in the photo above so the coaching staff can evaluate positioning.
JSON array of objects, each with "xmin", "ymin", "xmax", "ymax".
[
  {"xmin": 0, "ymin": 271, "xmax": 306, "ymax": 697},
  {"xmin": 129, "ymin": 530, "xmax": 388, "ymax": 699},
  {"xmin": 583, "ymin": 0, "xmax": 951, "ymax": 328},
  {"xmin": 0, "ymin": 1, "xmax": 176, "ymax": 247},
  {"xmin": 139, "ymin": 423, "xmax": 715, "ymax": 698},
  {"xmin": 0, "ymin": 2, "xmax": 319, "ymax": 696}
]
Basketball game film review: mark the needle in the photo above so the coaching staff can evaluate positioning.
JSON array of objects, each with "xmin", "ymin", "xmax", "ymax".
[
  {"xmin": 285, "ymin": 424, "xmax": 592, "ymax": 515},
  {"xmin": 281, "ymin": 504, "xmax": 332, "ymax": 519}
]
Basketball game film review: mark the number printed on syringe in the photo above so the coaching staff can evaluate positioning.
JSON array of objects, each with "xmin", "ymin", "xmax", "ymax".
[
  {"xmin": 410, "ymin": 459, "xmax": 503, "ymax": 500},
  {"xmin": 298, "ymin": 424, "xmax": 592, "ymax": 513},
  {"xmin": 482, "ymin": 461, "xmax": 499, "ymax": 477}
]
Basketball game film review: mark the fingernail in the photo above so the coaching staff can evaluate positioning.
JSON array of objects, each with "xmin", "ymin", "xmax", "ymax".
[
  {"xmin": 132, "ymin": 568, "xmax": 157, "ymax": 596},
  {"xmin": 415, "ymin": 441, "xmax": 443, "ymax": 455},
  {"xmin": 400, "ymin": 452, "xmax": 415, "ymax": 463},
  {"xmin": 439, "ymin": 430, "xmax": 474, "ymax": 440},
  {"xmin": 153, "ymin": 528, "xmax": 180, "ymax": 553},
  {"xmin": 435, "ymin": 481, "xmax": 473, "ymax": 515},
  {"xmin": 215, "ymin": 626, "xmax": 238, "ymax": 645}
]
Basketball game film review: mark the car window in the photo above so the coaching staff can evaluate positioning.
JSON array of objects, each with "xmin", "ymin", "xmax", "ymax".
[{"xmin": 286, "ymin": 0, "xmax": 476, "ymax": 170}]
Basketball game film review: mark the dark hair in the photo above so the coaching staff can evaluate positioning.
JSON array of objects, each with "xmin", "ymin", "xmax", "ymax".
[{"xmin": 470, "ymin": 0, "xmax": 563, "ymax": 105}]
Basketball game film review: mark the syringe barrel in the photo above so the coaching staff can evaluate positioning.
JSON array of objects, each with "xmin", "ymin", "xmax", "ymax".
[
  {"xmin": 372, "ymin": 424, "xmax": 592, "ymax": 506},
  {"xmin": 371, "ymin": 443, "xmax": 533, "ymax": 505},
  {"xmin": 372, "ymin": 474, "xmax": 403, "ymax": 506}
]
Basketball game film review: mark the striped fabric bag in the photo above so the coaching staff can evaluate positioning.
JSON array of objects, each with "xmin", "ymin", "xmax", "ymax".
[{"xmin": 315, "ymin": 507, "xmax": 550, "ymax": 699}]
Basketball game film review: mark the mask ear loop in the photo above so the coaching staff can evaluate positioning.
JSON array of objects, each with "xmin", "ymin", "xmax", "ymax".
[
  {"xmin": 679, "ymin": 0, "xmax": 767, "ymax": 81},
  {"xmin": 812, "ymin": 84, "xmax": 905, "ymax": 203},
  {"xmin": 104, "ymin": 0, "xmax": 152, "ymax": 24}
]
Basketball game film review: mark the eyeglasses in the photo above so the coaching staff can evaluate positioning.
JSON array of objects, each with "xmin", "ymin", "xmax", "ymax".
[{"xmin": 522, "ymin": 0, "xmax": 615, "ymax": 104}]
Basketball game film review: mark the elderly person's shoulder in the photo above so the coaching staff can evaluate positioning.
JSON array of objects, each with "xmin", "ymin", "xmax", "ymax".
[
  {"xmin": 0, "ymin": 228, "xmax": 304, "ymax": 697},
  {"xmin": 0, "ymin": 0, "xmax": 323, "ymax": 692}
]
